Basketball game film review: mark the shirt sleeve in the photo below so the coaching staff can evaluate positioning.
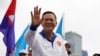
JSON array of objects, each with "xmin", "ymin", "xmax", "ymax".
[
  {"xmin": 62, "ymin": 44, "xmax": 68, "ymax": 56},
  {"xmin": 57, "ymin": 34, "xmax": 68, "ymax": 56},
  {"xmin": 24, "ymin": 24, "xmax": 38, "ymax": 48},
  {"xmin": 58, "ymin": 34, "xmax": 68, "ymax": 56}
]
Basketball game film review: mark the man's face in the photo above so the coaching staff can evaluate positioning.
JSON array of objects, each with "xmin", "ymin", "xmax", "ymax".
[
  {"xmin": 65, "ymin": 44, "xmax": 70, "ymax": 51},
  {"xmin": 28, "ymin": 50, "xmax": 32, "ymax": 56},
  {"xmin": 41, "ymin": 14, "xmax": 57, "ymax": 32}
]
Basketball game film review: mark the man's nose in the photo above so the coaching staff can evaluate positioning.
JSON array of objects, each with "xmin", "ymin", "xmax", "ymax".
[{"xmin": 47, "ymin": 20, "xmax": 52, "ymax": 23}]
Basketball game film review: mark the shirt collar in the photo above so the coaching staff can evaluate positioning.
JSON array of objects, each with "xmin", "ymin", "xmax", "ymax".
[
  {"xmin": 39, "ymin": 30, "xmax": 57, "ymax": 47},
  {"xmin": 39, "ymin": 30, "xmax": 57, "ymax": 42}
]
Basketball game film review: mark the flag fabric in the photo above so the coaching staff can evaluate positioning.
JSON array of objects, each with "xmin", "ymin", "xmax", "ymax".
[
  {"xmin": 15, "ymin": 25, "xmax": 29, "ymax": 56},
  {"xmin": 0, "ymin": 0, "xmax": 16, "ymax": 56},
  {"xmin": 56, "ymin": 14, "xmax": 63, "ymax": 36}
]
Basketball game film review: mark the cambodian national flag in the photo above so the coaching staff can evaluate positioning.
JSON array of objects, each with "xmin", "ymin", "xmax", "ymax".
[{"xmin": 0, "ymin": 0, "xmax": 16, "ymax": 56}]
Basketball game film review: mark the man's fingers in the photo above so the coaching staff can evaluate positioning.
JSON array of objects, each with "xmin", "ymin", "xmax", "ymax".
[
  {"xmin": 39, "ymin": 8, "xmax": 41, "ymax": 15},
  {"xmin": 34, "ymin": 6, "xmax": 41, "ymax": 15},
  {"xmin": 34, "ymin": 6, "xmax": 36, "ymax": 15},
  {"xmin": 31, "ymin": 11, "xmax": 33, "ymax": 22},
  {"xmin": 36, "ymin": 6, "xmax": 38, "ymax": 13}
]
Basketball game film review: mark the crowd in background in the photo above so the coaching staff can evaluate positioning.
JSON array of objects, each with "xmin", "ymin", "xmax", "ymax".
[{"xmin": 19, "ymin": 41, "xmax": 73, "ymax": 56}]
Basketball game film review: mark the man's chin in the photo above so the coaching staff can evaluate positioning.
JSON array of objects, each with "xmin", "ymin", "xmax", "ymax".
[{"xmin": 45, "ymin": 28, "xmax": 53, "ymax": 31}]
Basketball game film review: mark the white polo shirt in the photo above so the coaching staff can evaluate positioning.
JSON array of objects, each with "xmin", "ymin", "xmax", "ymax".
[{"xmin": 25, "ymin": 29, "xmax": 68, "ymax": 56}]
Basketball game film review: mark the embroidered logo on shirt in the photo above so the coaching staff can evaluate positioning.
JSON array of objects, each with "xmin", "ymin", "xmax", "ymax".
[{"xmin": 57, "ymin": 41, "xmax": 61, "ymax": 46}]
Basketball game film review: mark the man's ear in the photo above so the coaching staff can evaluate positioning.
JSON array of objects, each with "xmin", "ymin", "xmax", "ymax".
[{"xmin": 56, "ymin": 21, "xmax": 57, "ymax": 26}]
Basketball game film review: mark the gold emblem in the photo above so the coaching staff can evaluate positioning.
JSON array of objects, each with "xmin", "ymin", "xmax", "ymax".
[{"xmin": 57, "ymin": 41, "xmax": 61, "ymax": 46}]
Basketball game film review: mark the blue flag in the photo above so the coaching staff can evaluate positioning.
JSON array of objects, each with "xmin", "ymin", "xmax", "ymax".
[
  {"xmin": 0, "ymin": 0, "xmax": 16, "ymax": 56},
  {"xmin": 56, "ymin": 14, "xmax": 63, "ymax": 36},
  {"xmin": 15, "ymin": 25, "xmax": 29, "ymax": 56}
]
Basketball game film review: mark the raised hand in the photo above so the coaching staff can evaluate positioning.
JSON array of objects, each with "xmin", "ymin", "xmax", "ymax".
[{"xmin": 31, "ymin": 6, "xmax": 41, "ymax": 26}]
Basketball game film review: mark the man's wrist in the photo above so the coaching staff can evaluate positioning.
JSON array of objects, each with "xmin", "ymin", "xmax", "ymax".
[{"xmin": 30, "ymin": 24, "xmax": 38, "ymax": 31}]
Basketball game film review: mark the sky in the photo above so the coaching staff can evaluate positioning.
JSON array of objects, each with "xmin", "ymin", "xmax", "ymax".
[{"xmin": 0, "ymin": 0, "xmax": 100, "ymax": 56}]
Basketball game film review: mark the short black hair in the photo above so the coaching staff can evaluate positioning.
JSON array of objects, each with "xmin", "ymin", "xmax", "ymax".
[
  {"xmin": 19, "ymin": 53, "xmax": 27, "ymax": 56},
  {"xmin": 65, "ymin": 43, "xmax": 71, "ymax": 48},
  {"xmin": 42, "ymin": 11, "xmax": 57, "ymax": 20}
]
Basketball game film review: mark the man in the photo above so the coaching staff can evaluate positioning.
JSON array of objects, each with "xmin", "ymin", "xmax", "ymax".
[
  {"xmin": 65, "ymin": 43, "xmax": 72, "ymax": 56},
  {"xmin": 19, "ymin": 49, "xmax": 28, "ymax": 56},
  {"xmin": 28, "ymin": 47, "xmax": 32, "ymax": 56},
  {"xmin": 25, "ymin": 6, "xmax": 68, "ymax": 56}
]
